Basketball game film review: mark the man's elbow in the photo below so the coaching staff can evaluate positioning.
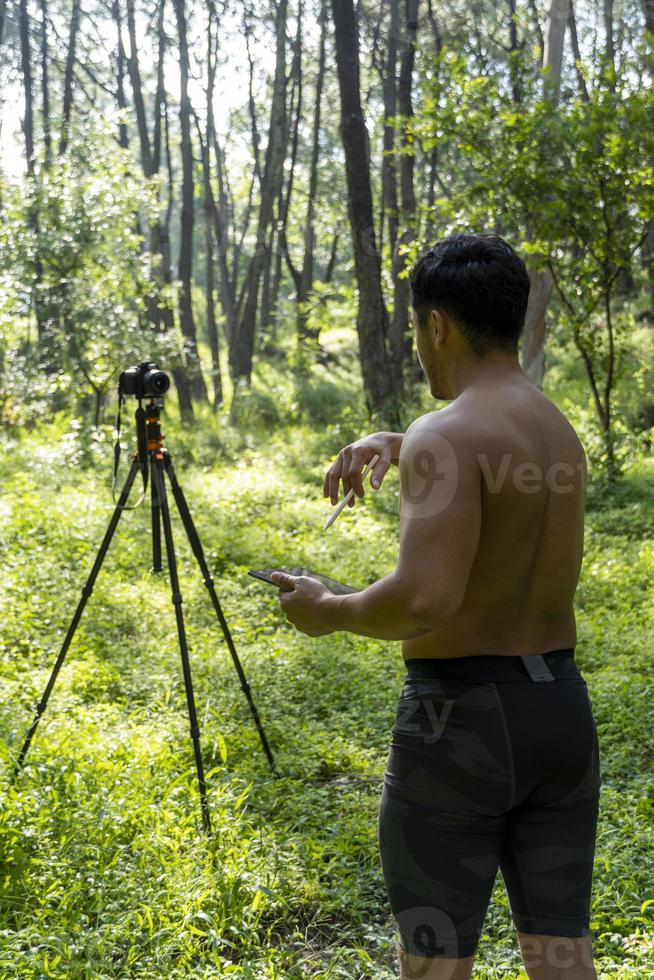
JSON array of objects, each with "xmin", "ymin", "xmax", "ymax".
[{"xmin": 407, "ymin": 592, "xmax": 464, "ymax": 631}]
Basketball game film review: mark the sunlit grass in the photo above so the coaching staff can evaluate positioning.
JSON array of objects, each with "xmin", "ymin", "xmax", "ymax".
[{"xmin": 0, "ymin": 370, "xmax": 652, "ymax": 976}]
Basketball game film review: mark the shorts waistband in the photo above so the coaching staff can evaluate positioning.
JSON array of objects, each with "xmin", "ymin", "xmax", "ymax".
[{"xmin": 402, "ymin": 648, "xmax": 579, "ymax": 684}]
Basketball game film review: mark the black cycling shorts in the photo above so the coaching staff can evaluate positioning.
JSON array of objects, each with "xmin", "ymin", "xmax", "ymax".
[{"xmin": 378, "ymin": 648, "xmax": 601, "ymax": 959}]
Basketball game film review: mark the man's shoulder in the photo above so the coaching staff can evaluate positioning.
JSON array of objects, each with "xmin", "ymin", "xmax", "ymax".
[
  {"xmin": 400, "ymin": 408, "xmax": 482, "ymax": 486},
  {"xmin": 404, "ymin": 405, "xmax": 481, "ymax": 448}
]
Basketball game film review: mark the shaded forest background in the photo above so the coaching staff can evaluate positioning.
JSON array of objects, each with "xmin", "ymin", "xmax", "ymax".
[{"xmin": 1, "ymin": 0, "xmax": 653, "ymax": 474}]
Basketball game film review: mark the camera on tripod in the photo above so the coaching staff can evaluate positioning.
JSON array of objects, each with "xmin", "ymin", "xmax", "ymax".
[
  {"xmin": 14, "ymin": 356, "xmax": 275, "ymax": 834},
  {"xmin": 119, "ymin": 361, "xmax": 170, "ymax": 399}
]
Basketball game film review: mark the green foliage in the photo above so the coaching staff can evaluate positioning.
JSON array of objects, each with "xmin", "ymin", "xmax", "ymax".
[
  {"xmin": 0, "ymin": 122, "xmax": 177, "ymax": 426},
  {"xmin": 413, "ymin": 46, "xmax": 654, "ymax": 483}
]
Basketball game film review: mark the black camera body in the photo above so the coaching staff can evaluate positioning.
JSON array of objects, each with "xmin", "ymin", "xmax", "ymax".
[{"xmin": 119, "ymin": 361, "xmax": 170, "ymax": 399}]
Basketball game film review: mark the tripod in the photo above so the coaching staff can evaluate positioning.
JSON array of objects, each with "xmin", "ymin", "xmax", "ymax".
[{"xmin": 11, "ymin": 398, "xmax": 275, "ymax": 834}]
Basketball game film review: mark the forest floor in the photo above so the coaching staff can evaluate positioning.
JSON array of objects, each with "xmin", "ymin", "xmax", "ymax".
[{"xmin": 0, "ymin": 397, "xmax": 652, "ymax": 978}]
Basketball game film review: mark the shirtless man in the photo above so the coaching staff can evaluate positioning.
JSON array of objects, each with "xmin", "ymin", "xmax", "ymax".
[{"xmin": 271, "ymin": 234, "xmax": 600, "ymax": 980}]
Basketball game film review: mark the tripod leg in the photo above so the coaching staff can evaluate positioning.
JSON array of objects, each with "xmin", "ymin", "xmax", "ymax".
[
  {"xmin": 11, "ymin": 455, "xmax": 142, "ymax": 783},
  {"xmin": 150, "ymin": 457, "xmax": 212, "ymax": 835},
  {"xmin": 162, "ymin": 454, "xmax": 276, "ymax": 772},
  {"xmin": 151, "ymin": 460, "xmax": 162, "ymax": 572}
]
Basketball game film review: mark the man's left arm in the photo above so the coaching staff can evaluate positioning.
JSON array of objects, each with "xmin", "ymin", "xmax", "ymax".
[{"xmin": 321, "ymin": 416, "xmax": 482, "ymax": 639}]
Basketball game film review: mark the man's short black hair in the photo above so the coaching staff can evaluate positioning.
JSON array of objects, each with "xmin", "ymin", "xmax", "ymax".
[{"xmin": 409, "ymin": 233, "xmax": 531, "ymax": 356}]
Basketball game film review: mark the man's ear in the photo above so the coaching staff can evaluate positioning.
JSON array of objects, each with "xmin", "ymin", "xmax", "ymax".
[{"xmin": 428, "ymin": 308, "xmax": 448, "ymax": 350}]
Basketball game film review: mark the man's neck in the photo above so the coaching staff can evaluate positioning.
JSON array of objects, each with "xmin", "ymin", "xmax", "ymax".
[{"xmin": 448, "ymin": 351, "xmax": 524, "ymax": 399}]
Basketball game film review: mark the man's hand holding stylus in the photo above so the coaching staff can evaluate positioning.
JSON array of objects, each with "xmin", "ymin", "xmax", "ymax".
[
  {"xmin": 271, "ymin": 432, "xmax": 403, "ymax": 635},
  {"xmin": 323, "ymin": 431, "xmax": 404, "ymax": 506}
]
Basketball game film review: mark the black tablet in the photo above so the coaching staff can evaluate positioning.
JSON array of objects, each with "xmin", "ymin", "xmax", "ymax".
[{"xmin": 248, "ymin": 567, "xmax": 358, "ymax": 595}]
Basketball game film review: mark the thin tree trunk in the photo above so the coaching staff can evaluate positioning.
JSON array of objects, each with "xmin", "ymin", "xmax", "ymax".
[
  {"xmin": 424, "ymin": 0, "xmax": 442, "ymax": 243},
  {"xmin": 520, "ymin": 0, "xmax": 567, "ymax": 388},
  {"xmin": 19, "ymin": 0, "xmax": 36, "ymax": 174},
  {"xmin": 526, "ymin": 0, "xmax": 545, "ymax": 62},
  {"xmin": 206, "ymin": 1, "xmax": 236, "ymax": 347},
  {"xmin": 19, "ymin": 0, "xmax": 48, "ymax": 348},
  {"xmin": 643, "ymin": 0, "xmax": 654, "ymax": 34},
  {"xmin": 567, "ymin": 0, "xmax": 589, "ymax": 100},
  {"xmin": 125, "ymin": 0, "xmax": 152, "ymax": 172},
  {"xmin": 296, "ymin": 0, "xmax": 326, "ymax": 339},
  {"xmin": 118, "ymin": 0, "xmax": 179, "ymax": 353},
  {"xmin": 39, "ymin": 0, "xmax": 51, "ymax": 164},
  {"xmin": 390, "ymin": 0, "xmax": 419, "ymax": 392},
  {"xmin": 507, "ymin": 0, "xmax": 522, "ymax": 103},
  {"xmin": 148, "ymin": 0, "xmax": 177, "ymax": 337},
  {"xmin": 542, "ymin": 0, "xmax": 566, "ymax": 101},
  {"xmin": 262, "ymin": 6, "xmax": 302, "ymax": 342},
  {"xmin": 641, "ymin": 3, "xmax": 654, "ymax": 313},
  {"xmin": 162, "ymin": 90, "xmax": 193, "ymax": 415},
  {"xmin": 330, "ymin": 0, "xmax": 399, "ymax": 424},
  {"xmin": 603, "ymin": 0, "xmax": 615, "ymax": 84},
  {"xmin": 230, "ymin": 0, "xmax": 288, "ymax": 382},
  {"xmin": 192, "ymin": 5, "xmax": 222, "ymax": 406},
  {"xmin": 643, "ymin": 220, "xmax": 654, "ymax": 317},
  {"xmin": 173, "ymin": 0, "xmax": 208, "ymax": 404},
  {"xmin": 113, "ymin": 0, "xmax": 129, "ymax": 148},
  {"xmin": 380, "ymin": 0, "xmax": 399, "ymax": 259},
  {"xmin": 324, "ymin": 230, "xmax": 338, "ymax": 283},
  {"xmin": 59, "ymin": 0, "xmax": 81, "ymax": 155}
]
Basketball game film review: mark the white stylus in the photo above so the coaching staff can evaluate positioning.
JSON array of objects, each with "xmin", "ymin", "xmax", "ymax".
[{"xmin": 323, "ymin": 454, "xmax": 380, "ymax": 530}]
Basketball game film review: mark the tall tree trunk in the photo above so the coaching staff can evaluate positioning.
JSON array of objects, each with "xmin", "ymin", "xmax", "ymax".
[
  {"xmin": 380, "ymin": 0, "xmax": 399, "ymax": 259},
  {"xmin": 125, "ymin": 0, "xmax": 152, "ymax": 173},
  {"xmin": 567, "ymin": 0, "xmax": 589, "ymax": 101},
  {"xmin": 198, "ymin": 132, "xmax": 222, "ymax": 408},
  {"xmin": 19, "ymin": 0, "xmax": 48, "ymax": 348},
  {"xmin": 59, "ymin": 0, "xmax": 81, "ymax": 155},
  {"xmin": 230, "ymin": 0, "xmax": 288, "ymax": 383},
  {"xmin": 520, "ymin": 0, "xmax": 567, "ymax": 388},
  {"xmin": 542, "ymin": 0, "xmax": 566, "ymax": 101},
  {"xmin": 261, "ymin": 6, "xmax": 302, "ymax": 343},
  {"xmin": 205, "ymin": 0, "xmax": 236, "ymax": 347},
  {"xmin": 643, "ymin": 0, "xmax": 654, "ymax": 34},
  {"xmin": 173, "ymin": 0, "xmax": 208, "ymax": 404},
  {"xmin": 641, "ymin": 1, "xmax": 654, "ymax": 313},
  {"xmin": 119, "ymin": 0, "xmax": 188, "ymax": 413},
  {"xmin": 163, "ymin": 91, "xmax": 193, "ymax": 415},
  {"xmin": 527, "ymin": 0, "xmax": 545, "ymax": 62},
  {"xmin": 297, "ymin": 0, "xmax": 326, "ymax": 339},
  {"xmin": 390, "ymin": 0, "xmax": 419, "ymax": 393},
  {"xmin": 39, "ymin": 0, "xmax": 51, "ymax": 164},
  {"xmin": 194, "ymin": 5, "xmax": 223, "ymax": 406},
  {"xmin": 19, "ymin": 0, "xmax": 36, "ymax": 174},
  {"xmin": 330, "ymin": 0, "xmax": 399, "ymax": 424},
  {"xmin": 603, "ymin": 0, "xmax": 616, "ymax": 85},
  {"xmin": 113, "ymin": 0, "xmax": 129, "ymax": 149},
  {"xmin": 507, "ymin": 0, "xmax": 523, "ymax": 103}
]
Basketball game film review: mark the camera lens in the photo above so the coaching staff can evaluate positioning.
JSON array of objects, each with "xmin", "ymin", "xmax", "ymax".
[{"xmin": 146, "ymin": 369, "xmax": 170, "ymax": 395}]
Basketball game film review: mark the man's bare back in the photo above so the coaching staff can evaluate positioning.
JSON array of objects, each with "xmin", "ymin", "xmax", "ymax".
[{"xmin": 402, "ymin": 377, "xmax": 587, "ymax": 661}]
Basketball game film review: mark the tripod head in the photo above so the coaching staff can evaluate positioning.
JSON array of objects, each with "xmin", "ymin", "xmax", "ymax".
[{"xmin": 113, "ymin": 361, "xmax": 170, "ymax": 508}]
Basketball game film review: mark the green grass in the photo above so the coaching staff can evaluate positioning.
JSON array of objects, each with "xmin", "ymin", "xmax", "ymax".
[{"xmin": 0, "ymin": 394, "xmax": 652, "ymax": 977}]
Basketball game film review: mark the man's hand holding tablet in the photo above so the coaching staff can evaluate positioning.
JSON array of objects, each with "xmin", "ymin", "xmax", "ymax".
[{"xmin": 268, "ymin": 570, "xmax": 337, "ymax": 637}]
